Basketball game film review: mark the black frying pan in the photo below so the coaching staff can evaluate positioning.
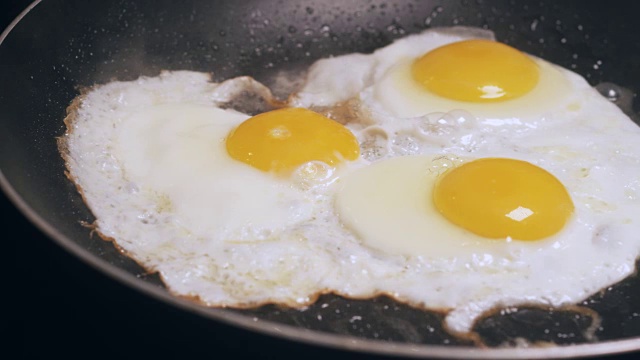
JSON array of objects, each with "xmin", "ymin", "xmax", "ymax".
[{"xmin": 4, "ymin": 0, "xmax": 640, "ymax": 358}]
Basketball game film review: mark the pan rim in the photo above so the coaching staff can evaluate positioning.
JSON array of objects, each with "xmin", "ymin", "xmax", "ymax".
[{"xmin": 3, "ymin": 0, "xmax": 640, "ymax": 358}]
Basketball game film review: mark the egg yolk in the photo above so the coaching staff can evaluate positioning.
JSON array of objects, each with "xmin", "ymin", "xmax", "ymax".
[
  {"xmin": 226, "ymin": 107, "xmax": 360, "ymax": 173},
  {"xmin": 412, "ymin": 39, "xmax": 540, "ymax": 102},
  {"xmin": 433, "ymin": 158, "xmax": 574, "ymax": 240}
]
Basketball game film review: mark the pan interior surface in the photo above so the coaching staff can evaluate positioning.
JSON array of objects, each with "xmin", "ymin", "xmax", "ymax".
[{"xmin": 2, "ymin": 0, "xmax": 640, "ymax": 358}]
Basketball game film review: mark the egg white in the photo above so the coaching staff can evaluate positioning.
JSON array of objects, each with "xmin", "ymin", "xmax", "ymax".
[{"xmin": 61, "ymin": 25, "xmax": 640, "ymax": 336}]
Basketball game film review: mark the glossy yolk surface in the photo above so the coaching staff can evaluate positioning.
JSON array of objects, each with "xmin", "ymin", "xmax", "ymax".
[
  {"xmin": 412, "ymin": 39, "xmax": 540, "ymax": 102},
  {"xmin": 433, "ymin": 158, "xmax": 574, "ymax": 240},
  {"xmin": 226, "ymin": 107, "xmax": 360, "ymax": 173}
]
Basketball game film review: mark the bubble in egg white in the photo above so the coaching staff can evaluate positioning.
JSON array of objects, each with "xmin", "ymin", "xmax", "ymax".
[{"xmin": 359, "ymin": 127, "xmax": 390, "ymax": 162}]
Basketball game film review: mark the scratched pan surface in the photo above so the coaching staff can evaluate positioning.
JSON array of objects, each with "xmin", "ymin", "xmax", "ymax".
[{"xmin": 3, "ymin": 0, "xmax": 640, "ymax": 358}]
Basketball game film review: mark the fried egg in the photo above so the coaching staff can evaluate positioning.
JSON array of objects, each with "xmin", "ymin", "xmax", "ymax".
[
  {"xmin": 290, "ymin": 26, "xmax": 640, "ymax": 331},
  {"xmin": 61, "ymin": 71, "xmax": 368, "ymax": 306},
  {"xmin": 333, "ymin": 153, "xmax": 640, "ymax": 332},
  {"xmin": 59, "ymin": 26, "xmax": 640, "ymax": 336},
  {"xmin": 293, "ymin": 26, "xmax": 587, "ymax": 134}
]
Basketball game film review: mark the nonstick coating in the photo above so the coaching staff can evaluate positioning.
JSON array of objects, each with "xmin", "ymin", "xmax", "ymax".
[{"xmin": 3, "ymin": 0, "xmax": 640, "ymax": 358}]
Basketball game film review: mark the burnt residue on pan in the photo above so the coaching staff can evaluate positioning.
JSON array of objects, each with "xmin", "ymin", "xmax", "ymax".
[{"xmin": 3, "ymin": 0, "xmax": 640, "ymax": 357}]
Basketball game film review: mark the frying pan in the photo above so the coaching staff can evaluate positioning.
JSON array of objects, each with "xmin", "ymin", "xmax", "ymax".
[{"xmin": 4, "ymin": 0, "xmax": 640, "ymax": 358}]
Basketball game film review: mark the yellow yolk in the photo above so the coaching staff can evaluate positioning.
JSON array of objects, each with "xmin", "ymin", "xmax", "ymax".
[
  {"xmin": 433, "ymin": 158, "xmax": 574, "ymax": 240},
  {"xmin": 226, "ymin": 107, "xmax": 360, "ymax": 173},
  {"xmin": 412, "ymin": 39, "xmax": 540, "ymax": 102}
]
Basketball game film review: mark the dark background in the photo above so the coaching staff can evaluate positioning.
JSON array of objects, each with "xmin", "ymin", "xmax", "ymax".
[{"xmin": 3, "ymin": 0, "xmax": 640, "ymax": 359}]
